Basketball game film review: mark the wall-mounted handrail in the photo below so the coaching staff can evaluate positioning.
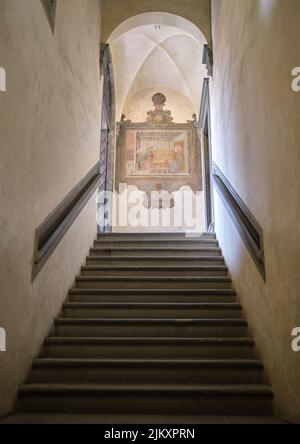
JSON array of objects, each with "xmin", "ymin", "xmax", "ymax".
[
  {"xmin": 32, "ymin": 161, "xmax": 100, "ymax": 281},
  {"xmin": 213, "ymin": 162, "xmax": 266, "ymax": 280}
]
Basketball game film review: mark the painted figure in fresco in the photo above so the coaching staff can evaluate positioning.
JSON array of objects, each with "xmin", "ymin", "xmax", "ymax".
[
  {"xmin": 137, "ymin": 147, "xmax": 155, "ymax": 173},
  {"xmin": 169, "ymin": 159, "xmax": 179, "ymax": 174},
  {"xmin": 174, "ymin": 142, "xmax": 185, "ymax": 174}
]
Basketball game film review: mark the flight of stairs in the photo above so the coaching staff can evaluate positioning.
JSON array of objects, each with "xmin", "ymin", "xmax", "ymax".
[{"xmin": 17, "ymin": 233, "xmax": 273, "ymax": 416}]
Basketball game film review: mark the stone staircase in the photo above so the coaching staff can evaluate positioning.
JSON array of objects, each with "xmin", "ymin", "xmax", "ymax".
[{"xmin": 17, "ymin": 233, "xmax": 273, "ymax": 416}]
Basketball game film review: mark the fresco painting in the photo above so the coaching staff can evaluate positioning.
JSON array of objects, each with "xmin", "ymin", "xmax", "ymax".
[
  {"xmin": 117, "ymin": 93, "xmax": 202, "ymax": 197},
  {"xmin": 126, "ymin": 130, "xmax": 189, "ymax": 177}
]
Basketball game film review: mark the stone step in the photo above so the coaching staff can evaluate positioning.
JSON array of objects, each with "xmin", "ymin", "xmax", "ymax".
[
  {"xmin": 68, "ymin": 288, "xmax": 237, "ymax": 303},
  {"xmin": 81, "ymin": 265, "xmax": 228, "ymax": 277},
  {"xmin": 75, "ymin": 276, "xmax": 232, "ymax": 290},
  {"xmin": 54, "ymin": 318, "xmax": 248, "ymax": 338},
  {"xmin": 89, "ymin": 247, "xmax": 222, "ymax": 257},
  {"xmin": 43, "ymin": 337, "xmax": 256, "ymax": 359},
  {"xmin": 86, "ymin": 256, "xmax": 226, "ymax": 266},
  {"xmin": 62, "ymin": 302, "xmax": 242, "ymax": 319},
  {"xmin": 29, "ymin": 359, "xmax": 265, "ymax": 385},
  {"xmin": 17, "ymin": 384, "xmax": 273, "ymax": 415},
  {"xmin": 15, "ymin": 229, "xmax": 274, "ymax": 419},
  {"xmin": 98, "ymin": 233, "xmax": 217, "ymax": 240},
  {"xmin": 94, "ymin": 239, "xmax": 219, "ymax": 248}
]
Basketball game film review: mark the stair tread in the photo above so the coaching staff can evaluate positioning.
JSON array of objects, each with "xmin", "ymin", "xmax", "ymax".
[
  {"xmin": 55, "ymin": 318, "xmax": 248, "ymax": 325},
  {"xmin": 45, "ymin": 337, "xmax": 254, "ymax": 344},
  {"xmin": 82, "ymin": 265, "xmax": 227, "ymax": 270},
  {"xmin": 19, "ymin": 384, "xmax": 273, "ymax": 396},
  {"xmin": 91, "ymin": 247, "xmax": 222, "ymax": 251},
  {"xmin": 94, "ymin": 243, "xmax": 219, "ymax": 248},
  {"xmin": 63, "ymin": 302, "xmax": 241, "ymax": 308},
  {"xmin": 33, "ymin": 358, "xmax": 264, "ymax": 368},
  {"xmin": 96, "ymin": 233, "xmax": 215, "ymax": 236},
  {"xmin": 70, "ymin": 288, "xmax": 236, "ymax": 294},
  {"xmin": 98, "ymin": 232, "xmax": 216, "ymax": 236},
  {"xmin": 76, "ymin": 276, "xmax": 232, "ymax": 281},
  {"xmin": 87, "ymin": 256, "xmax": 224, "ymax": 261},
  {"xmin": 17, "ymin": 232, "xmax": 273, "ymax": 416},
  {"xmin": 95, "ymin": 239, "xmax": 218, "ymax": 243}
]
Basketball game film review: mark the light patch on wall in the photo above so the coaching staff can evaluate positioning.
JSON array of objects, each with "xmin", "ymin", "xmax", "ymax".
[
  {"xmin": 258, "ymin": 0, "xmax": 278, "ymax": 23},
  {"xmin": 0, "ymin": 67, "xmax": 6, "ymax": 92}
]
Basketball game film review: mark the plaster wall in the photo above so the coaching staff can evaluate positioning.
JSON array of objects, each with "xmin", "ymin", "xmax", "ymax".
[
  {"xmin": 211, "ymin": 0, "xmax": 300, "ymax": 422},
  {"xmin": 0, "ymin": 0, "xmax": 102, "ymax": 417}
]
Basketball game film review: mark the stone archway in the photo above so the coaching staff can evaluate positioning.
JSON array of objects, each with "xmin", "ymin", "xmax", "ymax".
[
  {"xmin": 107, "ymin": 12, "xmax": 208, "ymax": 124},
  {"xmin": 106, "ymin": 12, "xmax": 210, "ymax": 232},
  {"xmin": 101, "ymin": 0, "xmax": 212, "ymax": 43},
  {"xmin": 107, "ymin": 11, "xmax": 208, "ymax": 46}
]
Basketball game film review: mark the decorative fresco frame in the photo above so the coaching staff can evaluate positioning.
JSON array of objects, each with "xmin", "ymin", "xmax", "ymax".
[
  {"xmin": 117, "ymin": 121, "xmax": 201, "ymax": 193},
  {"xmin": 115, "ymin": 93, "xmax": 203, "ymax": 196}
]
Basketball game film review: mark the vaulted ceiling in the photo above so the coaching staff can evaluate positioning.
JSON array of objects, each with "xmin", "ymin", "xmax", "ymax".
[{"xmin": 110, "ymin": 23, "xmax": 207, "ymax": 122}]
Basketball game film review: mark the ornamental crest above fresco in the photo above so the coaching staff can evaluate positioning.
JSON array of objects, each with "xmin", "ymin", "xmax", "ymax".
[{"xmin": 146, "ymin": 93, "xmax": 174, "ymax": 126}]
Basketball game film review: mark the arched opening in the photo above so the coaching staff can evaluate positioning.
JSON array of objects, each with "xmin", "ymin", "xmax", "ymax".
[
  {"xmin": 108, "ymin": 13, "xmax": 207, "ymax": 123},
  {"xmin": 100, "ymin": 12, "xmax": 213, "ymax": 233}
]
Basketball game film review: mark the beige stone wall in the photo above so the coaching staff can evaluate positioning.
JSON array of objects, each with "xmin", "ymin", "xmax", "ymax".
[
  {"xmin": 101, "ymin": 0, "xmax": 211, "ymax": 42},
  {"xmin": 0, "ymin": 0, "xmax": 102, "ymax": 417},
  {"xmin": 211, "ymin": 0, "xmax": 300, "ymax": 422}
]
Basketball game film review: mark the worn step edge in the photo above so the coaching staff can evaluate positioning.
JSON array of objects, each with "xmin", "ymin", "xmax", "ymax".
[
  {"xmin": 18, "ymin": 384, "xmax": 273, "ymax": 398},
  {"xmin": 90, "ymin": 247, "xmax": 222, "ymax": 252},
  {"xmin": 97, "ymin": 234, "xmax": 216, "ymax": 238},
  {"xmin": 97, "ymin": 232, "xmax": 217, "ymax": 238},
  {"xmin": 44, "ymin": 337, "xmax": 255, "ymax": 346},
  {"xmin": 69, "ymin": 288, "xmax": 236, "ymax": 295},
  {"xmin": 75, "ymin": 276, "xmax": 232, "ymax": 283},
  {"xmin": 82, "ymin": 265, "xmax": 228, "ymax": 272},
  {"xmin": 32, "ymin": 358, "xmax": 264, "ymax": 370},
  {"xmin": 86, "ymin": 256, "xmax": 225, "ymax": 262},
  {"xmin": 62, "ymin": 302, "xmax": 241, "ymax": 309},
  {"xmin": 54, "ymin": 318, "xmax": 248, "ymax": 326},
  {"xmin": 94, "ymin": 238, "xmax": 218, "ymax": 242},
  {"xmin": 94, "ymin": 242, "xmax": 219, "ymax": 247}
]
